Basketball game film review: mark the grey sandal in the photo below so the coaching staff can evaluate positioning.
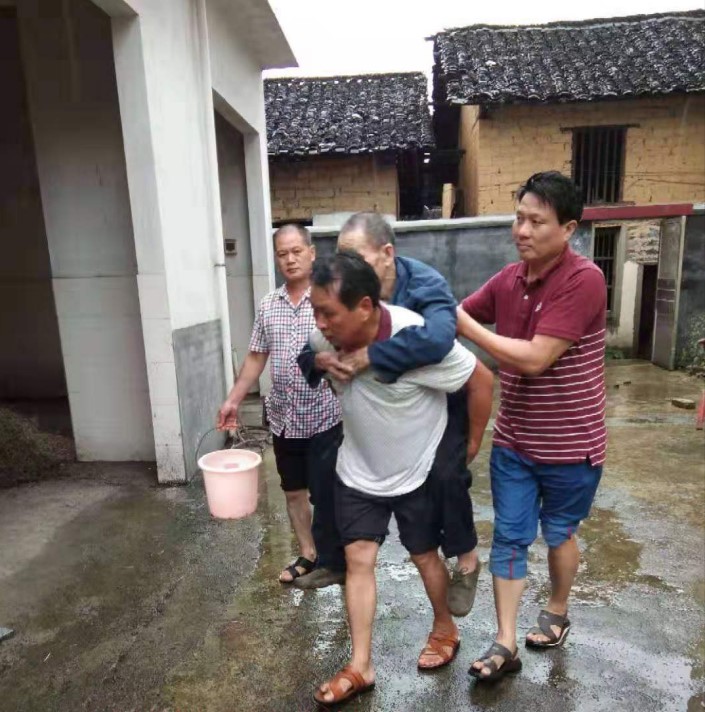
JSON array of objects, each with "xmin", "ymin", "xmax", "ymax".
[
  {"xmin": 469, "ymin": 642, "xmax": 522, "ymax": 682},
  {"xmin": 525, "ymin": 609, "xmax": 571, "ymax": 649}
]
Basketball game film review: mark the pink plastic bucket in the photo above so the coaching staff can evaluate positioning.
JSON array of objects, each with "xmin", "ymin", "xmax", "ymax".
[{"xmin": 197, "ymin": 449, "xmax": 262, "ymax": 519}]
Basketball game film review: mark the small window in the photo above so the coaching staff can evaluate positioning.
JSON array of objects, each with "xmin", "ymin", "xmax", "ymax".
[
  {"xmin": 593, "ymin": 226, "xmax": 620, "ymax": 312},
  {"xmin": 572, "ymin": 127, "xmax": 626, "ymax": 205}
]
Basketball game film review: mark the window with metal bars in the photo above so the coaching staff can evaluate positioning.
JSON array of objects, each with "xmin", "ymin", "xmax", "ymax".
[
  {"xmin": 593, "ymin": 226, "xmax": 620, "ymax": 313},
  {"xmin": 572, "ymin": 126, "xmax": 626, "ymax": 205}
]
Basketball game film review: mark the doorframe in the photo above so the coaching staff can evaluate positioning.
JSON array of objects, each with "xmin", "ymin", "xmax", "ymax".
[{"xmin": 653, "ymin": 216, "xmax": 686, "ymax": 368}]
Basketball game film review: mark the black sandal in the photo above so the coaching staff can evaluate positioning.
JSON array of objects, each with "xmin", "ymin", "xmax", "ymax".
[
  {"xmin": 469, "ymin": 642, "xmax": 522, "ymax": 682},
  {"xmin": 279, "ymin": 556, "xmax": 317, "ymax": 584},
  {"xmin": 525, "ymin": 609, "xmax": 571, "ymax": 649}
]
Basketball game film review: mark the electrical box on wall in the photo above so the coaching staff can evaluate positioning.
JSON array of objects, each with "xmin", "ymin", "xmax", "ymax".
[{"xmin": 224, "ymin": 239, "xmax": 237, "ymax": 256}]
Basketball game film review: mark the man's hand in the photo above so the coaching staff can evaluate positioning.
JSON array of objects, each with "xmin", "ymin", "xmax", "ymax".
[
  {"xmin": 314, "ymin": 351, "xmax": 355, "ymax": 382},
  {"xmin": 466, "ymin": 438, "xmax": 482, "ymax": 464},
  {"xmin": 339, "ymin": 347, "xmax": 371, "ymax": 377},
  {"xmin": 217, "ymin": 399, "xmax": 240, "ymax": 431}
]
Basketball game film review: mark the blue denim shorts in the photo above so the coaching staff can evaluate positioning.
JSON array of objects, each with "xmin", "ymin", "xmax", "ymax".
[{"xmin": 489, "ymin": 446, "xmax": 602, "ymax": 580}]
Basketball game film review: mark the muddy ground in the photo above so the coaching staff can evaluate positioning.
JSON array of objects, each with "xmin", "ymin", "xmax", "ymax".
[{"xmin": 0, "ymin": 362, "xmax": 703, "ymax": 711}]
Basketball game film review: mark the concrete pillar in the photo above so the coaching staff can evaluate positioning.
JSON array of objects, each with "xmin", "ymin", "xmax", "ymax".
[
  {"xmin": 17, "ymin": 0, "xmax": 154, "ymax": 460},
  {"xmin": 111, "ymin": 0, "xmax": 232, "ymax": 481}
]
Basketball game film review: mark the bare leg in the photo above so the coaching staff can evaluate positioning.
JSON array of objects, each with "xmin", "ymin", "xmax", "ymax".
[
  {"xmin": 526, "ymin": 535, "xmax": 579, "ymax": 644},
  {"xmin": 316, "ymin": 540, "xmax": 377, "ymax": 702},
  {"xmin": 412, "ymin": 549, "xmax": 459, "ymax": 666},
  {"xmin": 471, "ymin": 576, "xmax": 525, "ymax": 676},
  {"xmin": 279, "ymin": 489, "xmax": 316, "ymax": 582}
]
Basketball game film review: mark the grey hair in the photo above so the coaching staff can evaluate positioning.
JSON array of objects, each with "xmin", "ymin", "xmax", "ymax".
[
  {"xmin": 339, "ymin": 212, "xmax": 395, "ymax": 248},
  {"xmin": 273, "ymin": 223, "xmax": 312, "ymax": 247}
]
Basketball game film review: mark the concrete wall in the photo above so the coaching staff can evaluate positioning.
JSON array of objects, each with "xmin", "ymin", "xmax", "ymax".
[
  {"xmin": 206, "ymin": 0, "xmax": 277, "ymax": 348},
  {"xmin": 676, "ymin": 212, "xmax": 705, "ymax": 368},
  {"xmin": 460, "ymin": 95, "xmax": 705, "ymax": 215},
  {"xmin": 0, "ymin": 11, "xmax": 65, "ymax": 399},
  {"xmin": 310, "ymin": 216, "xmax": 593, "ymax": 299},
  {"xmin": 7, "ymin": 0, "xmax": 289, "ymax": 480},
  {"xmin": 109, "ymin": 0, "xmax": 249, "ymax": 480},
  {"xmin": 18, "ymin": 0, "xmax": 154, "ymax": 460},
  {"xmin": 108, "ymin": 0, "xmax": 285, "ymax": 480},
  {"xmin": 270, "ymin": 155, "xmax": 399, "ymax": 223},
  {"xmin": 313, "ymin": 212, "xmax": 701, "ymax": 366}
]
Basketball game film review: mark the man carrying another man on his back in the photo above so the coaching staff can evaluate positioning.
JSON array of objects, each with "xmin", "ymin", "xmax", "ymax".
[
  {"xmin": 217, "ymin": 225, "xmax": 344, "ymax": 587},
  {"xmin": 306, "ymin": 252, "xmax": 493, "ymax": 707},
  {"xmin": 298, "ymin": 213, "xmax": 485, "ymax": 618}
]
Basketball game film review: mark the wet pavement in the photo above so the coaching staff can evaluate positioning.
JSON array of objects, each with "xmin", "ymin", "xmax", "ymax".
[{"xmin": 0, "ymin": 362, "xmax": 703, "ymax": 712}]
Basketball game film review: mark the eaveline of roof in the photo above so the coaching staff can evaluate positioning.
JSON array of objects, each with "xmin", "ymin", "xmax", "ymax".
[
  {"xmin": 264, "ymin": 72, "xmax": 434, "ymax": 157},
  {"xmin": 432, "ymin": 10, "xmax": 705, "ymax": 106}
]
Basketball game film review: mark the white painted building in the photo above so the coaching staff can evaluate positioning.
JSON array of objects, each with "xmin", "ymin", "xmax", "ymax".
[{"xmin": 0, "ymin": 0, "xmax": 295, "ymax": 482}]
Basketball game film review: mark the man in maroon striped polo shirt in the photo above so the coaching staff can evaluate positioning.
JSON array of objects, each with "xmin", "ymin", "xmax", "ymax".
[{"xmin": 458, "ymin": 172, "xmax": 607, "ymax": 682}]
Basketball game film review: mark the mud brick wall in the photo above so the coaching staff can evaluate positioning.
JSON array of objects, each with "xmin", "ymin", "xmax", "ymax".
[
  {"xmin": 626, "ymin": 220, "xmax": 661, "ymax": 265},
  {"xmin": 269, "ymin": 155, "xmax": 398, "ymax": 222},
  {"xmin": 458, "ymin": 95, "xmax": 705, "ymax": 215}
]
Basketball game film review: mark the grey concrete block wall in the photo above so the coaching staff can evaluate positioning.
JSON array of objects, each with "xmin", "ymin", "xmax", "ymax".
[
  {"xmin": 306, "ymin": 217, "xmax": 594, "ymax": 302},
  {"xmin": 676, "ymin": 213, "xmax": 705, "ymax": 368},
  {"xmin": 173, "ymin": 320, "xmax": 227, "ymax": 481}
]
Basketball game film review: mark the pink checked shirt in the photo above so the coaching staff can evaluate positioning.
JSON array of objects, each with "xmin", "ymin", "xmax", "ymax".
[{"xmin": 249, "ymin": 285, "xmax": 341, "ymax": 438}]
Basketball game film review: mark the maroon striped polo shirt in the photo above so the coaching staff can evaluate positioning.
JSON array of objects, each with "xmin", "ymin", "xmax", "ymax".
[{"xmin": 462, "ymin": 247, "xmax": 607, "ymax": 466}]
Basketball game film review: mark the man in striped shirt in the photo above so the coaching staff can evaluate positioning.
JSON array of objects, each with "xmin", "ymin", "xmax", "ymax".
[{"xmin": 458, "ymin": 172, "xmax": 607, "ymax": 681}]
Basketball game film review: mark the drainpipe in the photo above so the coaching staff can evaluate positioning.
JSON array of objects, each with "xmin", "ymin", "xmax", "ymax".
[{"xmin": 195, "ymin": 0, "xmax": 234, "ymax": 393}]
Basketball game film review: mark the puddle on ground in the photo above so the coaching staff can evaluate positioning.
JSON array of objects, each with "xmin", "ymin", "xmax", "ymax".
[{"xmin": 162, "ymin": 451, "xmax": 349, "ymax": 712}]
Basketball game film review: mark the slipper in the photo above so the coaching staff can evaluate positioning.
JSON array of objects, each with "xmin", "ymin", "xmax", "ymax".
[
  {"xmin": 313, "ymin": 665, "xmax": 375, "ymax": 709},
  {"xmin": 525, "ymin": 609, "xmax": 571, "ymax": 649},
  {"xmin": 279, "ymin": 556, "xmax": 316, "ymax": 584},
  {"xmin": 469, "ymin": 642, "xmax": 522, "ymax": 682},
  {"xmin": 417, "ymin": 631, "xmax": 460, "ymax": 671}
]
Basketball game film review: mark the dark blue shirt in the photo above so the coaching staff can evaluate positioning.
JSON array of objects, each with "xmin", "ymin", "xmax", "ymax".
[
  {"xmin": 369, "ymin": 256, "xmax": 457, "ymax": 383},
  {"xmin": 298, "ymin": 255, "xmax": 457, "ymax": 386}
]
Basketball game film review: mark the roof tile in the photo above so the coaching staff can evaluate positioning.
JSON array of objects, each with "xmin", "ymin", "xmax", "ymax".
[
  {"xmin": 433, "ymin": 11, "xmax": 705, "ymax": 105},
  {"xmin": 265, "ymin": 73, "xmax": 434, "ymax": 156}
]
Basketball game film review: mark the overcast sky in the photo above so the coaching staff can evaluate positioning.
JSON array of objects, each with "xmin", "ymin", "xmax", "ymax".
[{"xmin": 265, "ymin": 0, "xmax": 703, "ymax": 79}]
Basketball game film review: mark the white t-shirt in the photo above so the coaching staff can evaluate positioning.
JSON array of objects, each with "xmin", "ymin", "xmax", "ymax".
[{"xmin": 309, "ymin": 304, "xmax": 477, "ymax": 497}]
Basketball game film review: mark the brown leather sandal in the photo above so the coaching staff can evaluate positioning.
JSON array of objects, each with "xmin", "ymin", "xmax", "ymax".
[
  {"xmin": 417, "ymin": 631, "xmax": 461, "ymax": 670},
  {"xmin": 313, "ymin": 665, "xmax": 375, "ymax": 709}
]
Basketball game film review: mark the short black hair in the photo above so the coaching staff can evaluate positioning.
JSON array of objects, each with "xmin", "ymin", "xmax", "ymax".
[
  {"xmin": 311, "ymin": 251, "xmax": 380, "ymax": 309},
  {"xmin": 273, "ymin": 223, "xmax": 312, "ymax": 247},
  {"xmin": 517, "ymin": 172, "xmax": 583, "ymax": 225},
  {"xmin": 339, "ymin": 212, "xmax": 395, "ymax": 247}
]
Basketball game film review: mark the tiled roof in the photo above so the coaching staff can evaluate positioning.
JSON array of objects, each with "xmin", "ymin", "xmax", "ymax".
[
  {"xmin": 264, "ymin": 73, "xmax": 434, "ymax": 156},
  {"xmin": 433, "ymin": 11, "xmax": 705, "ymax": 105}
]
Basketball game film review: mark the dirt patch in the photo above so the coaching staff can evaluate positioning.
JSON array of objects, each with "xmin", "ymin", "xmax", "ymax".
[{"xmin": 0, "ymin": 407, "xmax": 74, "ymax": 488}]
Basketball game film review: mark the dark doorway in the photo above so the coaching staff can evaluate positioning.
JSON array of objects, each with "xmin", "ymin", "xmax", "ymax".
[{"xmin": 637, "ymin": 264, "xmax": 658, "ymax": 360}]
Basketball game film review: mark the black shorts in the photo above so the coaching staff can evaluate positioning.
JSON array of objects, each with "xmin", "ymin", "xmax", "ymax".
[
  {"xmin": 272, "ymin": 424, "xmax": 342, "ymax": 492},
  {"xmin": 334, "ymin": 478, "xmax": 439, "ymax": 555}
]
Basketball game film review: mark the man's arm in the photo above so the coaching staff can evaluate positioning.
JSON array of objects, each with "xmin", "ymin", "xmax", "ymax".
[
  {"xmin": 457, "ymin": 267, "xmax": 606, "ymax": 377},
  {"xmin": 341, "ymin": 266, "xmax": 457, "ymax": 383},
  {"xmin": 297, "ymin": 342, "xmax": 354, "ymax": 388},
  {"xmin": 457, "ymin": 308, "xmax": 571, "ymax": 377},
  {"xmin": 465, "ymin": 360, "xmax": 494, "ymax": 463},
  {"xmin": 218, "ymin": 299, "xmax": 270, "ymax": 430},
  {"xmin": 217, "ymin": 351, "xmax": 268, "ymax": 430}
]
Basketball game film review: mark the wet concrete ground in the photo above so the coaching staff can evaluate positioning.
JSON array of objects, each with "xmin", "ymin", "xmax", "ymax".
[{"xmin": 0, "ymin": 362, "xmax": 703, "ymax": 712}]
